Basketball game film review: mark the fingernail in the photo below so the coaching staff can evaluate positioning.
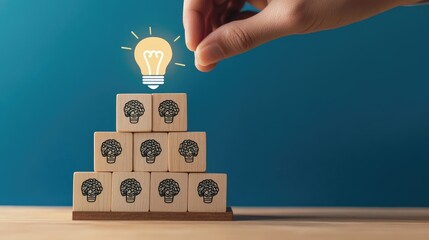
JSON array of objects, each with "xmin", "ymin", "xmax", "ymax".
[
  {"xmin": 194, "ymin": 53, "xmax": 199, "ymax": 67},
  {"xmin": 196, "ymin": 44, "xmax": 224, "ymax": 66}
]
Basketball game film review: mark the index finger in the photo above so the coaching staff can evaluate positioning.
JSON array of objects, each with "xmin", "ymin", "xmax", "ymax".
[{"xmin": 183, "ymin": 0, "xmax": 214, "ymax": 51}]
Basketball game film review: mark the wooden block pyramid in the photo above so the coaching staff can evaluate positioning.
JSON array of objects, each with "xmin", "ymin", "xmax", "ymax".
[{"xmin": 72, "ymin": 93, "xmax": 232, "ymax": 220}]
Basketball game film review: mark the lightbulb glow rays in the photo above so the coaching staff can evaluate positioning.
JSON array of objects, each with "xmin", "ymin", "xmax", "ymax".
[
  {"xmin": 131, "ymin": 31, "xmax": 139, "ymax": 39},
  {"xmin": 122, "ymin": 27, "xmax": 185, "ymax": 90}
]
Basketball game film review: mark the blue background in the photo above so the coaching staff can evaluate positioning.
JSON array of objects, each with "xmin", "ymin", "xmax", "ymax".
[{"xmin": 0, "ymin": 0, "xmax": 428, "ymax": 206}]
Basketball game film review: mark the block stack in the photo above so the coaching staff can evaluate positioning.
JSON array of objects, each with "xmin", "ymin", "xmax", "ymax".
[{"xmin": 73, "ymin": 93, "xmax": 230, "ymax": 220}]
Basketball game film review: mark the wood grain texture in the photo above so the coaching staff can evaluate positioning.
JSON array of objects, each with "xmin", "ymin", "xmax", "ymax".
[
  {"xmin": 73, "ymin": 207, "xmax": 233, "ymax": 221},
  {"xmin": 73, "ymin": 172, "xmax": 112, "ymax": 212},
  {"xmin": 168, "ymin": 132, "xmax": 206, "ymax": 172},
  {"xmin": 150, "ymin": 172, "xmax": 188, "ymax": 212},
  {"xmin": 133, "ymin": 133, "xmax": 168, "ymax": 172},
  {"xmin": 94, "ymin": 132, "xmax": 133, "ymax": 172},
  {"xmin": 188, "ymin": 173, "xmax": 227, "ymax": 212},
  {"xmin": 2, "ymin": 207, "xmax": 429, "ymax": 240},
  {"xmin": 152, "ymin": 93, "xmax": 187, "ymax": 132},
  {"xmin": 111, "ymin": 172, "xmax": 150, "ymax": 212},
  {"xmin": 116, "ymin": 94, "xmax": 152, "ymax": 132}
]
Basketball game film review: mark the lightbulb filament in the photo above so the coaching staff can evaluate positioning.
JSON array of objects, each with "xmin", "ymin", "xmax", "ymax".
[{"xmin": 143, "ymin": 50, "xmax": 164, "ymax": 75}]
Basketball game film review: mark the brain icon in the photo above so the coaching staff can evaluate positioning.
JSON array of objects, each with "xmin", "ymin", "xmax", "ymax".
[
  {"xmin": 158, "ymin": 179, "xmax": 180, "ymax": 203},
  {"xmin": 101, "ymin": 139, "xmax": 122, "ymax": 164},
  {"xmin": 81, "ymin": 178, "xmax": 103, "ymax": 202},
  {"xmin": 158, "ymin": 100, "xmax": 179, "ymax": 124},
  {"xmin": 120, "ymin": 178, "xmax": 142, "ymax": 203},
  {"xmin": 197, "ymin": 179, "xmax": 219, "ymax": 204},
  {"xmin": 140, "ymin": 139, "xmax": 162, "ymax": 164},
  {"xmin": 124, "ymin": 100, "xmax": 145, "ymax": 124},
  {"xmin": 178, "ymin": 139, "xmax": 199, "ymax": 163}
]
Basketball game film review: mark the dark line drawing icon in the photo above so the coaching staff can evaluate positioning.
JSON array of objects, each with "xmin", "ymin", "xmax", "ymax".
[
  {"xmin": 158, "ymin": 100, "xmax": 179, "ymax": 124},
  {"xmin": 140, "ymin": 139, "xmax": 162, "ymax": 164},
  {"xmin": 197, "ymin": 179, "xmax": 219, "ymax": 204},
  {"xmin": 101, "ymin": 139, "xmax": 122, "ymax": 164},
  {"xmin": 158, "ymin": 179, "xmax": 180, "ymax": 203},
  {"xmin": 120, "ymin": 178, "xmax": 142, "ymax": 203},
  {"xmin": 81, "ymin": 178, "xmax": 103, "ymax": 202},
  {"xmin": 178, "ymin": 139, "xmax": 199, "ymax": 163},
  {"xmin": 124, "ymin": 100, "xmax": 145, "ymax": 124}
]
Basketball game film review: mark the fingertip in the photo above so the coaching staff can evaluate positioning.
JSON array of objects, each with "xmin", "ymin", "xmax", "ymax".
[
  {"xmin": 184, "ymin": 10, "xmax": 204, "ymax": 52},
  {"xmin": 184, "ymin": 23, "xmax": 197, "ymax": 51},
  {"xmin": 185, "ymin": 39, "xmax": 197, "ymax": 52},
  {"xmin": 195, "ymin": 43, "xmax": 225, "ymax": 67},
  {"xmin": 195, "ymin": 60, "xmax": 217, "ymax": 72}
]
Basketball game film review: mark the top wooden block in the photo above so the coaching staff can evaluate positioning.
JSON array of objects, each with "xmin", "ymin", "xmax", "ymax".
[
  {"xmin": 152, "ymin": 93, "xmax": 187, "ymax": 132},
  {"xmin": 116, "ymin": 94, "xmax": 152, "ymax": 132}
]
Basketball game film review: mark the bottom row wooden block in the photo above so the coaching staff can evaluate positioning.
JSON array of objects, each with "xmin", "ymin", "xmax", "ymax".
[{"xmin": 73, "ymin": 172, "xmax": 227, "ymax": 213}]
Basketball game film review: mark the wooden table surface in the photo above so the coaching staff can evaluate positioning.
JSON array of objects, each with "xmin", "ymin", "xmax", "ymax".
[{"xmin": 1, "ymin": 207, "xmax": 429, "ymax": 240}]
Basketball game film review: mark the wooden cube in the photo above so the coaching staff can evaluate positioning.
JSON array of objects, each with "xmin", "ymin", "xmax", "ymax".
[
  {"xmin": 73, "ymin": 172, "xmax": 112, "ymax": 212},
  {"xmin": 188, "ymin": 173, "xmax": 227, "ymax": 212},
  {"xmin": 150, "ymin": 172, "xmax": 188, "ymax": 212},
  {"xmin": 116, "ymin": 94, "xmax": 152, "ymax": 132},
  {"xmin": 152, "ymin": 93, "xmax": 187, "ymax": 132},
  {"xmin": 134, "ymin": 133, "xmax": 168, "ymax": 172},
  {"xmin": 168, "ymin": 132, "xmax": 206, "ymax": 172},
  {"xmin": 111, "ymin": 172, "xmax": 150, "ymax": 212},
  {"xmin": 94, "ymin": 132, "xmax": 133, "ymax": 172}
]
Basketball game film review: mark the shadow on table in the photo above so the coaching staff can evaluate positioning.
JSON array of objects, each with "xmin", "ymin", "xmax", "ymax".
[{"xmin": 233, "ymin": 214, "xmax": 429, "ymax": 222}]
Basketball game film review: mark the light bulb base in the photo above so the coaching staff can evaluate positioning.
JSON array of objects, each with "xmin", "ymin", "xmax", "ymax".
[{"xmin": 142, "ymin": 75, "xmax": 164, "ymax": 90}]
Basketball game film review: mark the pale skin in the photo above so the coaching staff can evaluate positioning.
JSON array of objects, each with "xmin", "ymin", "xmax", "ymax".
[{"xmin": 183, "ymin": 0, "xmax": 422, "ymax": 72}]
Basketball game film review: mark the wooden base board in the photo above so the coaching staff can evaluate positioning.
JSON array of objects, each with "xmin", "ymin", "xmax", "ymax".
[{"xmin": 73, "ymin": 207, "xmax": 233, "ymax": 221}]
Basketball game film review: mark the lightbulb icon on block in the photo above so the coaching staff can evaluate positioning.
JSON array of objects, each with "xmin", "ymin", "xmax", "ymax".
[{"xmin": 134, "ymin": 37, "xmax": 173, "ymax": 90}]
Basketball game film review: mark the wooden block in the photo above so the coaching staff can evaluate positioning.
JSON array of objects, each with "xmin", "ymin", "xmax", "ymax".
[
  {"xmin": 111, "ymin": 172, "xmax": 150, "ymax": 212},
  {"xmin": 72, "ymin": 207, "xmax": 233, "ymax": 221},
  {"xmin": 188, "ymin": 173, "xmax": 227, "ymax": 212},
  {"xmin": 116, "ymin": 94, "xmax": 152, "ymax": 132},
  {"xmin": 150, "ymin": 172, "xmax": 188, "ymax": 212},
  {"xmin": 152, "ymin": 93, "xmax": 187, "ymax": 132},
  {"xmin": 168, "ymin": 132, "xmax": 206, "ymax": 172},
  {"xmin": 134, "ymin": 133, "xmax": 168, "ymax": 172},
  {"xmin": 94, "ymin": 132, "xmax": 133, "ymax": 172},
  {"xmin": 73, "ymin": 172, "xmax": 112, "ymax": 212}
]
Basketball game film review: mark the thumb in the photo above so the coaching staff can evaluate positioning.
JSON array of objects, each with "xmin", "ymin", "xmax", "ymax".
[{"xmin": 195, "ymin": 5, "xmax": 288, "ymax": 67}]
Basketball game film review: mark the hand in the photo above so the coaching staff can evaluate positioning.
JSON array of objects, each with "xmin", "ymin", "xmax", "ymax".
[{"xmin": 183, "ymin": 0, "xmax": 418, "ymax": 72}]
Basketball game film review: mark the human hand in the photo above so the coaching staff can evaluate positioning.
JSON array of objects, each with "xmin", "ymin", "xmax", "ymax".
[{"xmin": 183, "ymin": 0, "xmax": 418, "ymax": 72}]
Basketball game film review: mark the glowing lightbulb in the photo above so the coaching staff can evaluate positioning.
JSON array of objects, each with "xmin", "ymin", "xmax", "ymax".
[{"xmin": 134, "ymin": 37, "xmax": 173, "ymax": 90}]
